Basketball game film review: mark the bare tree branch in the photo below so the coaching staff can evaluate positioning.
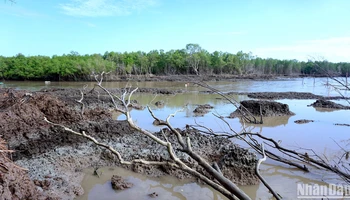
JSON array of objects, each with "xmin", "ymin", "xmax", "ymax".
[
  {"xmin": 44, "ymin": 72, "xmax": 252, "ymax": 200},
  {"xmin": 255, "ymin": 144, "xmax": 281, "ymax": 200},
  {"xmin": 194, "ymin": 81, "xmax": 262, "ymax": 124},
  {"xmin": 75, "ymin": 85, "xmax": 88, "ymax": 116}
]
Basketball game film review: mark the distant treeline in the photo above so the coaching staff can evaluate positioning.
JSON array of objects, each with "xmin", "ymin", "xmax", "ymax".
[{"xmin": 0, "ymin": 44, "xmax": 349, "ymax": 81}]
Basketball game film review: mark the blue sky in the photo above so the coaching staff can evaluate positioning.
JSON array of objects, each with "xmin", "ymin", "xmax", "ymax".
[{"xmin": 1, "ymin": 0, "xmax": 350, "ymax": 62}]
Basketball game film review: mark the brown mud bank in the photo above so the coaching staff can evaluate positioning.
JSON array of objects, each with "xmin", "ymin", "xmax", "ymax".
[
  {"xmin": 119, "ymin": 87, "xmax": 183, "ymax": 95},
  {"xmin": 193, "ymin": 104, "xmax": 214, "ymax": 116},
  {"xmin": 204, "ymin": 91, "xmax": 350, "ymax": 100},
  {"xmin": 308, "ymin": 99, "xmax": 350, "ymax": 110},
  {"xmin": 0, "ymin": 88, "xmax": 259, "ymax": 199},
  {"xmin": 98, "ymin": 74, "xmax": 281, "ymax": 82},
  {"xmin": 229, "ymin": 100, "xmax": 295, "ymax": 118},
  {"xmin": 0, "ymin": 138, "xmax": 51, "ymax": 200},
  {"xmin": 244, "ymin": 92, "xmax": 350, "ymax": 100},
  {"xmin": 40, "ymin": 87, "xmax": 183, "ymax": 96}
]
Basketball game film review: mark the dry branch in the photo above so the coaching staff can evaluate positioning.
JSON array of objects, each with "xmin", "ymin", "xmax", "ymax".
[
  {"xmin": 190, "ymin": 80, "xmax": 350, "ymax": 195},
  {"xmin": 255, "ymin": 144, "xmax": 281, "ymax": 200},
  {"xmin": 193, "ymin": 82, "xmax": 262, "ymax": 124},
  {"xmin": 44, "ymin": 72, "xmax": 255, "ymax": 200}
]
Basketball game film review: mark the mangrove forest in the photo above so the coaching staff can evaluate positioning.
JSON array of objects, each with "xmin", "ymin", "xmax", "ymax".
[{"xmin": 0, "ymin": 44, "xmax": 349, "ymax": 81}]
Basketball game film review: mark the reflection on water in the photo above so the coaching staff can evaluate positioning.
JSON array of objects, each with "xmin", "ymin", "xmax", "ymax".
[
  {"xmin": 112, "ymin": 95, "xmax": 348, "ymax": 199},
  {"xmin": 87, "ymin": 96, "xmax": 349, "ymax": 199},
  {"xmin": 313, "ymin": 107, "xmax": 342, "ymax": 113},
  {"xmin": 4, "ymin": 78, "xmax": 350, "ymax": 199},
  {"xmin": 3, "ymin": 77, "xmax": 349, "ymax": 97},
  {"xmin": 77, "ymin": 162, "xmax": 345, "ymax": 200},
  {"xmin": 239, "ymin": 115, "xmax": 292, "ymax": 128}
]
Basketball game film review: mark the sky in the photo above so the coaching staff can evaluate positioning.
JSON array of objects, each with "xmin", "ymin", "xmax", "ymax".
[{"xmin": 1, "ymin": 0, "xmax": 350, "ymax": 62}]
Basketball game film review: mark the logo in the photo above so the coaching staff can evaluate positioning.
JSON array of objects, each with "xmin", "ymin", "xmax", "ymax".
[{"xmin": 297, "ymin": 183, "xmax": 350, "ymax": 198}]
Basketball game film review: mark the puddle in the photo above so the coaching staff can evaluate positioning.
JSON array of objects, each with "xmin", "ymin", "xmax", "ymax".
[
  {"xmin": 76, "ymin": 167, "xmax": 227, "ymax": 200},
  {"xmin": 77, "ymin": 162, "xmax": 344, "ymax": 200}
]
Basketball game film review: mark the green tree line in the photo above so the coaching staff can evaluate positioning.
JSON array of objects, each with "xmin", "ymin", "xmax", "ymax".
[{"xmin": 0, "ymin": 44, "xmax": 349, "ymax": 81}]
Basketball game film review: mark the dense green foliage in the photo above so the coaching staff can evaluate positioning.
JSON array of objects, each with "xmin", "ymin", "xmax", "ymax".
[{"xmin": 0, "ymin": 44, "xmax": 349, "ymax": 80}]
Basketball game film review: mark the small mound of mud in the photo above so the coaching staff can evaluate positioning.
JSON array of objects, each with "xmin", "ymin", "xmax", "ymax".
[
  {"xmin": 193, "ymin": 104, "xmax": 214, "ymax": 116},
  {"xmin": 308, "ymin": 99, "xmax": 350, "ymax": 109},
  {"xmin": 111, "ymin": 175, "xmax": 133, "ymax": 190},
  {"xmin": 140, "ymin": 128, "xmax": 260, "ymax": 185},
  {"xmin": 218, "ymin": 145, "xmax": 258, "ymax": 185},
  {"xmin": 121, "ymin": 88, "xmax": 183, "ymax": 95},
  {"xmin": 0, "ymin": 138, "xmax": 52, "ymax": 200},
  {"xmin": 248, "ymin": 92, "xmax": 350, "ymax": 100},
  {"xmin": 208, "ymin": 91, "xmax": 350, "ymax": 100},
  {"xmin": 126, "ymin": 100, "xmax": 144, "ymax": 110},
  {"xmin": 229, "ymin": 100, "xmax": 294, "ymax": 118},
  {"xmin": 152, "ymin": 119, "xmax": 166, "ymax": 126},
  {"xmin": 294, "ymin": 119, "xmax": 314, "ymax": 124},
  {"xmin": 154, "ymin": 100, "xmax": 165, "ymax": 107},
  {"xmin": 0, "ymin": 89, "xmax": 111, "ymax": 155},
  {"xmin": 247, "ymin": 92, "xmax": 323, "ymax": 100}
]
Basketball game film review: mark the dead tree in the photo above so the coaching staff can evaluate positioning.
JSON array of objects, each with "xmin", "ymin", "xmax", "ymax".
[
  {"xmin": 45, "ymin": 72, "xmax": 273, "ymax": 200},
  {"xmin": 43, "ymin": 72, "xmax": 350, "ymax": 199},
  {"xmin": 189, "ymin": 87, "xmax": 350, "ymax": 185},
  {"xmin": 314, "ymin": 62, "xmax": 350, "ymax": 104}
]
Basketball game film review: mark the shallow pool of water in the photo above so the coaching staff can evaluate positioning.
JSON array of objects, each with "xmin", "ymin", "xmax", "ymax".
[
  {"xmin": 3, "ymin": 77, "xmax": 349, "ymax": 96},
  {"xmin": 76, "ymin": 167, "xmax": 227, "ymax": 200}
]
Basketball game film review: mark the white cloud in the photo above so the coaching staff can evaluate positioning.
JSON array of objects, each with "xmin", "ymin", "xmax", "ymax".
[
  {"xmin": 59, "ymin": 0, "xmax": 157, "ymax": 17},
  {"xmin": 254, "ymin": 37, "xmax": 350, "ymax": 62}
]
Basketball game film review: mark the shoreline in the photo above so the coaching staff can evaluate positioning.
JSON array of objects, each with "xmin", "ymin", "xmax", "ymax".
[{"xmin": 1, "ymin": 73, "xmax": 343, "ymax": 83}]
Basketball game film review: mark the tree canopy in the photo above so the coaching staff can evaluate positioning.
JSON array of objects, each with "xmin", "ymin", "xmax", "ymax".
[{"xmin": 0, "ymin": 44, "xmax": 349, "ymax": 81}]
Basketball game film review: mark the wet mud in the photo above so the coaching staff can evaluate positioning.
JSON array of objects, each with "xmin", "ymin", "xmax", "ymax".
[
  {"xmin": 0, "ymin": 88, "xmax": 259, "ymax": 199},
  {"xmin": 308, "ymin": 99, "xmax": 350, "ymax": 109},
  {"xmin": 229, "ymin": 100, "xmax": 295, "ymax": 118},
  {"xmin": 202, "ymin": 91, "xmax": 350, "ymax": 100}
]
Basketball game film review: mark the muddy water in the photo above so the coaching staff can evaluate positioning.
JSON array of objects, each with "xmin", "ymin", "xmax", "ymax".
[
  {"xmin": 3, "ymin": 78, "xmax": 350, "ymax": 199},
  {"xmin": 76, "ymin": 167, "xmax": 227, "ymax": 200},
  {"xmin": 112, "ymin": 97, "xmax": 349, "ymax": 199},
  {"xmin": 76, "ymin": 164, "xmax": 332, "ymax": 200},
  {"xmin": 3, "ymin": 77, "xmax": 349, "ymax": 96}
]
